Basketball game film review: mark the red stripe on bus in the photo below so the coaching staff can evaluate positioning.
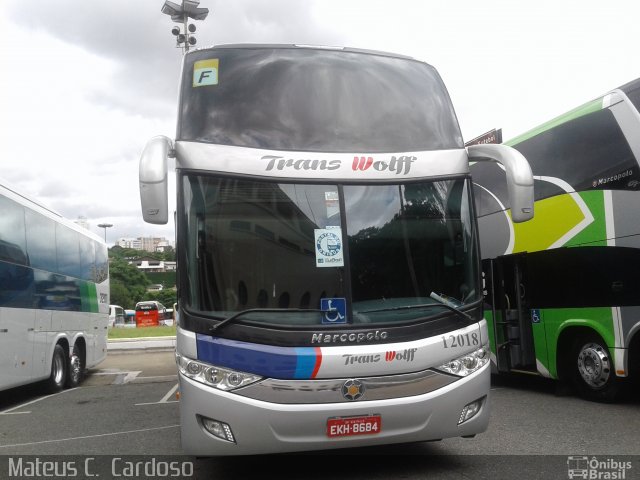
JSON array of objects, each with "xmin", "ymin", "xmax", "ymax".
[{"xmin": 311, "ymin": 347, "xmax": 323, "ymax": 378}]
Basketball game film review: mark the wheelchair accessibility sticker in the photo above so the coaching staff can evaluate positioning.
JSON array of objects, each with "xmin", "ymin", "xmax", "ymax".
[
  {"xmin": 314, "ymin": 228, "xmax": 344, "ymax": 267},
  {"xmin": 320, "ymin": 298, "xmax": 347, "ymax": 324},
  {"xmin": 531, "ymin": 309, "xmax": 541, "ymax": 324}
]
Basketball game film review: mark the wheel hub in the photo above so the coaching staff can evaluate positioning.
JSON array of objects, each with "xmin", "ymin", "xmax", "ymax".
[
  {"xmin": 577, "ymin": 342, "xmax": 611, "ymax": 389},
  {"xmin": 70, "ymin": 355, "xmax": 81, "ymax": 382},
  {"xmin": 53, "ymin": 354, "xmax": 65, "ymax": 384}
]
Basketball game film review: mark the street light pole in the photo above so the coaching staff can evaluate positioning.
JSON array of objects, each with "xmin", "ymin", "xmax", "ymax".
[
  {"xmin": 97, "ymin": 223, "xmax": 113, "ymax": 243},
  {"xmin": 161, "ymin": 0, "xmax": 209, "ymax": 53}
]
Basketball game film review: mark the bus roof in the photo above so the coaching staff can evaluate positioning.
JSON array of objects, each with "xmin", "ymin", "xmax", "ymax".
[
  {"xmin": 506, "ymin": 77, "xmax": 640, "ymax": 146},
  {"xmin": 186, "ymin": 43, "xmax": 418, "ymax": 62},
  {"xmin": 0, "ymin": 178, "xmax": 105, "ymax": 245}
]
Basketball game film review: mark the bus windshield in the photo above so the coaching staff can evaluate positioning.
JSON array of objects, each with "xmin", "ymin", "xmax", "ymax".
[
  {"xmin": 182, "ymin": 175, "xmax": 479, "ymax": 326},
  {"xmin": 179, "ymin": 47, "xmax": 463, "ymax": 152}
]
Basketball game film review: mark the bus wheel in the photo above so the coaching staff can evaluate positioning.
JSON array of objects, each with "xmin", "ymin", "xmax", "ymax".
[
  {"xmin": 66, "ymin": 344, "xmax": 84, "ymax": 388},
  {"xmin": 45, "ymin": 345, "xmax": 67, "ymax": 394},
  {"xmin": 570, "ymin": 333, "xmax": 621, "ymax": 402}
]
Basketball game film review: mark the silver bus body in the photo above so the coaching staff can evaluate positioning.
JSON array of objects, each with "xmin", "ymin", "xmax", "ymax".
[{"xmin": 140, "ymin": 44, "xmax": 533, "ymax": 454}]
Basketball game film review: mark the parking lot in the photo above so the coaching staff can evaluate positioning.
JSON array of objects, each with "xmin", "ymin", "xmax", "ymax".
[
  {"xmin": 0, "ymin": 351, "xmax": 180, "ymax": 456},
  {"xmin": 1, "ymin": 349, "xmax": 639, "ymax": 479}
]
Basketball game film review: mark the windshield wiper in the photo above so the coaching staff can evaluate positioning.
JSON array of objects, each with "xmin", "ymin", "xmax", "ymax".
[
  {"xmin": 429, "ymin": 292, "xmax": 474, "ymax": 321},
  {"xmin": 209, "ymin": 308, "xmax": 332, "ymax": 334},
  {"xmin": 358, "ymin": 292, "xmax": 474, "ymax": 322},
  {"xmin": 358, "ymin": 304, "xmax": 440, "ymax": 314}
]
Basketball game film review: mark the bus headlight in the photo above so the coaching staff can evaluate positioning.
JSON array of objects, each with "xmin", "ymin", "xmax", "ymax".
[
  {"xmin": 436, "ymin": 345, "xmax": 489, "ymax": 377},
  {"xmin": 176, "ymin": 354, "xmax": 263, "ymax": 391}
]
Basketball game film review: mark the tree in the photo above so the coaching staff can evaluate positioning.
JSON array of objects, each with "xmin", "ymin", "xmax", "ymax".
[
  {"xmin": 109, "ymin": 245, "xmax": 175, "ymax": 262},
  {"xmin": 148, "ymin": 289, "xmax": 178, "ymax": 308},
  {"xmin": 109, "ymin": 257, "xmax": 150, "ymax": 309},
  {"xmin": 159, "ymin": 246, "xmax": 176, "ymax": 262},
  {"xmin": 108, "ymin": 245, "xmax": 176, "ymax": 309}
]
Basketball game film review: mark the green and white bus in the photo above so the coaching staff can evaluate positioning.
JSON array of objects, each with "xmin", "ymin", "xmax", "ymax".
[
  {"xmin": 140, "ymin": 44, "xmax": 534, "ymax": 455},
  {"xmin": 0, "ymin": 181, "xmax": 109, "ymax": 393},
  {"xmin": 472, "ymin": 78, "xmax": 640, "ymax": 401}
]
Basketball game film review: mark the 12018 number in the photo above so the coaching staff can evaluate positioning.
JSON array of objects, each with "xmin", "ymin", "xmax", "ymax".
[{"xmin": 441, "ymin": 332, "xmax": 479, "ymax": 349}]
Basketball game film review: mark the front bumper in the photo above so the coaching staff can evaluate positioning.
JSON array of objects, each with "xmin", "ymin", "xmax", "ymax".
[{"xmin": 178, "ymin": 363, "xmax": 490, "ymax": 456}]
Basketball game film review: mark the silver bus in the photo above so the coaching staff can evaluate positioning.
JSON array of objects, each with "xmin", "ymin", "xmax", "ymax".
[
  {"xmin": 139, "ymin": 44, "xmax": 534, "ymax": 455},
  {"xmin": 0, "ymin": 181, "xmax": 109, "ymax": 393}
]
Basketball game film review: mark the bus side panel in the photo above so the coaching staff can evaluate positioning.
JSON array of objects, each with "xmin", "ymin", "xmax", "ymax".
[
  {"xmin": 0, "ymin": 307, "xmax": 36, "ymax": 390},
  {"xmin": 611, "ymin": 190, "xmax": 640, "ymax": 350},
  {"xmin": 92, "ymin": 281, "xmax": 109, "ymax": 367},
  {"xmin": 542, "ymin": 307, "xmax": 616, "ymax": 379},
  {"xmin": 33, "ymin": 309, "xmax": 52, "ymax": 380}
]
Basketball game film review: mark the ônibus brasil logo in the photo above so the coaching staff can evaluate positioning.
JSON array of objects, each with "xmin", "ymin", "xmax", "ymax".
[{"xmin": 262, "ymin": 155, "xmax": 417, "ymax": 175}]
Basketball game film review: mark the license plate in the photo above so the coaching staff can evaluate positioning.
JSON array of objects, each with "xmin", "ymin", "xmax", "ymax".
[{"xmin": 326, "ymin": 415, "xmax": 381, "ymax": 438}]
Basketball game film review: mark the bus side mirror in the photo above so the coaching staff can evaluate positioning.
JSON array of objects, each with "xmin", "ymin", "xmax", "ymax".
[
  {"xmin": 139, "ymin": 136, "xmax": 172, "ymax": 225},
  {"xmin": 467, "ymin": 144, "xmax": 534, "ymax": 223}
]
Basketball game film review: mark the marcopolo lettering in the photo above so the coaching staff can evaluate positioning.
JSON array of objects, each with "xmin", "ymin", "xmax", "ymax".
[
  {"xmin": 263, "ymin": 155, "xmax": 341, "ymax": 172},
  {"xmin": 593, "ymin": 169, "xmax": 633, "ymax": 187},
  {"xmin": 311, "ymin": 330, "xmax": 389, "ymax": 344},
  {"xmin": 352, "ymin": 156, "xmax": 416, "ymax": 175}
]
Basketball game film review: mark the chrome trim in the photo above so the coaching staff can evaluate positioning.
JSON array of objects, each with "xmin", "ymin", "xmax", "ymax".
[{"xmin": 234, "ymin": 369, "xmax": 457, "ymax": 404}]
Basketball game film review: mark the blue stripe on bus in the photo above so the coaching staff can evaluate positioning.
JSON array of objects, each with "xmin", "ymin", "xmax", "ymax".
[{"xmin": 196, "ymin": 334, "xmax": 320, "ymax": 379}]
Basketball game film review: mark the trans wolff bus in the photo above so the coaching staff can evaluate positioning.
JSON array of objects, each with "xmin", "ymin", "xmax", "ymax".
[
  {"xmin": 139, "ymin": 44, "xmax": 534, "ymax": 455},
  {"xmin": 472, "ymin": 78, "xmax": 640, "ymax": 402},
  {"xmin": 0, "ymin": 181, "xmax": 109, "ymax": 393}
]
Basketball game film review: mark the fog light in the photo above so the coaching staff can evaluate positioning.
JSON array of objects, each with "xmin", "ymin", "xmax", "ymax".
[
  {"xmin": 458, "ymin": 397, "xmax": 484, "ymax": 425},
  {"xmin": 200, "ymin": 416, "xmax": 236, "ymax": 443},
  {"xmin": 186, "ymin": 361, "xmax": 202, "ymax": 375},
  {"xmin": 227, "ymin": 372, "xmax": 243, "ymax": 387}
]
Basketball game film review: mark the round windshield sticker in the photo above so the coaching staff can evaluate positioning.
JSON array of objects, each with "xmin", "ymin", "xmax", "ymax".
[{"xmin": 314, "ymin": 228, "xmax": 344, "ymax": 267}]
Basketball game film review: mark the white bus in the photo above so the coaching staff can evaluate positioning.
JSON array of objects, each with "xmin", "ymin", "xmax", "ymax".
[
  {"xmin": 140, "ymin": 44, "xmax": 534, "ymax": 455},
  {"xmin": 0, "ymin": 181, "xmax": 109, "ymax": 393}
]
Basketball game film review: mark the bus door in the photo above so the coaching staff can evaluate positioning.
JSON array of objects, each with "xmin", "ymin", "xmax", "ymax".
[{"xmin": 483, "ymin": 253, "xmax": 536, "ymax": 373}]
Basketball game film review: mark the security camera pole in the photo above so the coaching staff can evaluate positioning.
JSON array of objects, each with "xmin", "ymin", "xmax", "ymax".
[{"xmin": 161, "ymin": 0, "xmax": 209, "ymax": 53}]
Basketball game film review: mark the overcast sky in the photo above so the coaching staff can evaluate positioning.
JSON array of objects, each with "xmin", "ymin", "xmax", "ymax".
[{"xmin": 1, "ymin": 0, "xmax": 638, "ymax": 245}]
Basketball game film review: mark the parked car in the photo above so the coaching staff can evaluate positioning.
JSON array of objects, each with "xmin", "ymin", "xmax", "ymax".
[
  {"xmin": 108, "ymin": 305, "xmax": 125, "ymax": 328},
  {"xmin": 114, "ymin": 309, "xmax": 137, "ymax": 328},
  {"xmin": 161, "ymin": 308, "xmax": 174, "ymax": 326}
]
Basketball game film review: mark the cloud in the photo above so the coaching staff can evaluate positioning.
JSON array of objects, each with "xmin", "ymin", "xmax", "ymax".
[
  {"xmin": 0, "ymin": 0, "xmax": 350, "ymax": 245},
  {"xmin": 4, "ymin": 0, "xmax": 347, "ymax": 119}
]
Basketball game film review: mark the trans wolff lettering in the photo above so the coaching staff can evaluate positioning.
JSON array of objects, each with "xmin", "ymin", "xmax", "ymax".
[
  {"xmin": 262, "ymin": 155, "xmax": 417, "ymax": 175},
  {"xmin": 342, "ymin": 348, "xmax": 418, "ymax": 365}
]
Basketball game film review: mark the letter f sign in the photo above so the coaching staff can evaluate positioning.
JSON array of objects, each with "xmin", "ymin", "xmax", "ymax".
[{"xmin": 193, "ymin": 59, "xmax": 219, "ymax": 87}]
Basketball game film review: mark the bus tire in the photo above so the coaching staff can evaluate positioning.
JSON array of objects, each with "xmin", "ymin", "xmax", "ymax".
[
  {"xmin": 66, "ymin": 344, "xmax": 84, "ymax": 388},
  {"xmin": 45, "ymin": 344, "xmax": 67, "ymax": 394},
  {"xmin": 569, "ymin": 333, "xmax": 622, "ymax": 403}
]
